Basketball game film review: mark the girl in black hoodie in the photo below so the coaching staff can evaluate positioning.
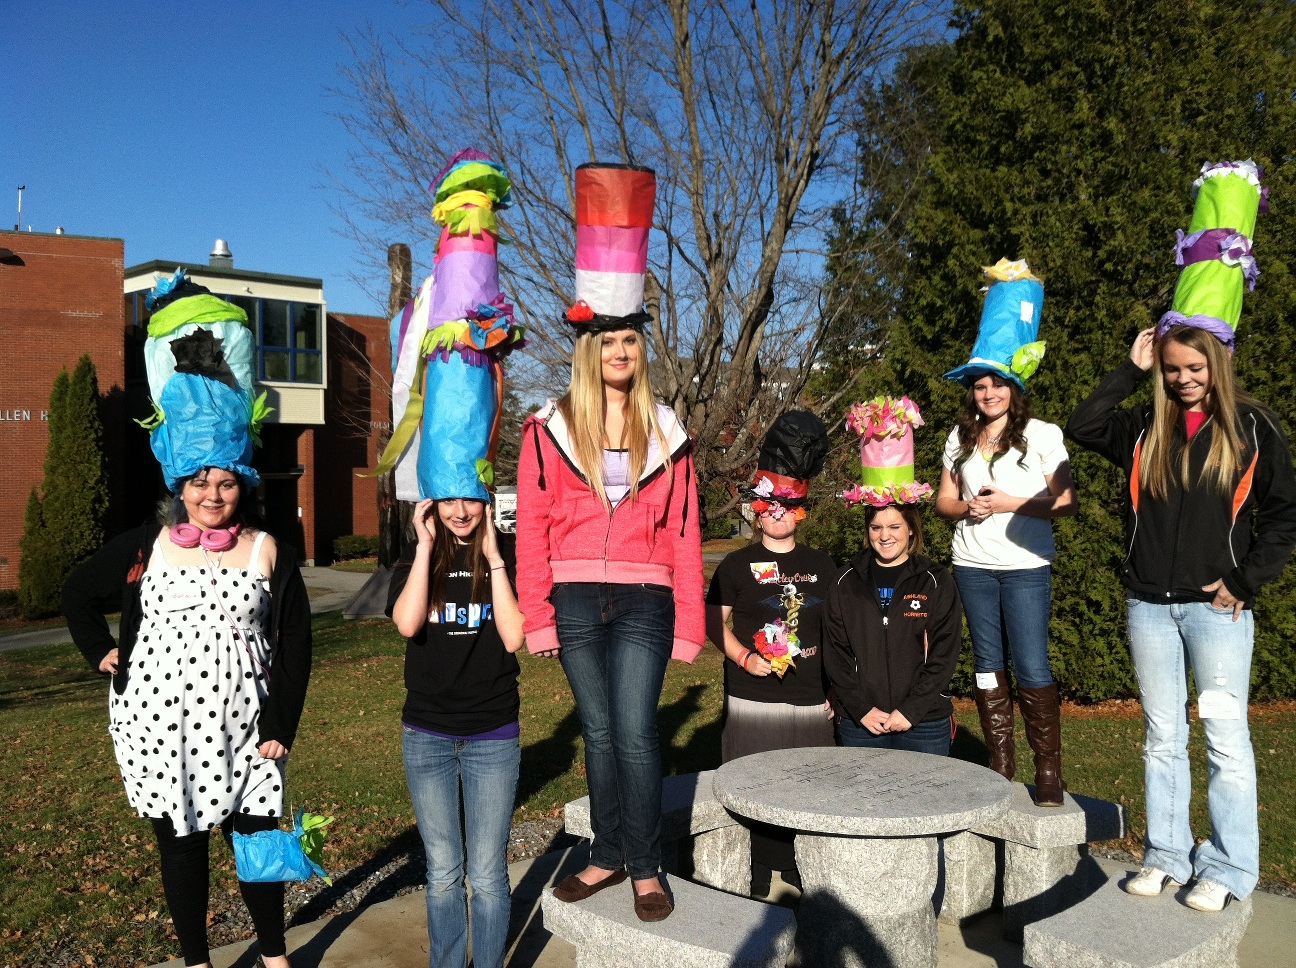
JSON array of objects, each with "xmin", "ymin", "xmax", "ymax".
[
  {"xmin": 1067, "ymin": 325, "xmax": 1296, "ymax": 911},
  {"xmin": 823, "ymin": 504, "xmax": 963, "ymax": 754}
]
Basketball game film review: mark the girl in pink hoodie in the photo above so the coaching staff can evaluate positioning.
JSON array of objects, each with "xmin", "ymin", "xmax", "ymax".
[{"xmin": 517, "ymin": 325, "xmax": 703, "ymax": 922}]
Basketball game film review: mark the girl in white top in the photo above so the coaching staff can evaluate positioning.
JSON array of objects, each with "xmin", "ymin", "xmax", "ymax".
[{"xmin": 935, "ymin": 373, "xmax": 1077, "ymax": 805}]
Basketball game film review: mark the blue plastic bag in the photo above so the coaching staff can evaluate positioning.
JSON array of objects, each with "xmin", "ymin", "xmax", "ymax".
[{"xmin": 231, "ymin": 809, "xmax": 332, "ymax": 884}]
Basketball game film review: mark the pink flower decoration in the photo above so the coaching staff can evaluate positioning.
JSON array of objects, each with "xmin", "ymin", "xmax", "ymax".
[{"xmin": 846, "ymin": 395, "xmax": 925, "ymax": 441}]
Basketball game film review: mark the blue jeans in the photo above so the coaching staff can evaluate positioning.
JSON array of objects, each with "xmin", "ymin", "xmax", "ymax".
[
  {"xmin": 954, "ymin": 565, "xmax": 1055, "ymax": 687},
  {"xmin": 837, "ymin": 714, "xmax": 953, "ymax": 755},
  {"xmin": 1126, "ymin": 597, "xmax": 1257, "ymax": 898},
  {"xmin": 554, "ymin": 582, "xmax": 673, "ymax": 879},
  {"xmin": 402, "ymin": 727, "xmax": 520, "ymax": 968}
]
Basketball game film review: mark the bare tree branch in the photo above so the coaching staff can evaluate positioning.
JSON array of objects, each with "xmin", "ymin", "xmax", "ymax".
[{"xmin": 329, "ymin": 0, "xmax": 948, "ymax": 514}]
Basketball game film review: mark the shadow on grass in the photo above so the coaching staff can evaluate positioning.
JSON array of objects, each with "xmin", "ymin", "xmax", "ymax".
[
  {"xmin": 659, "ymin": 683, "xmax": 723, "ymax": 776},
  {"xmin": 0, "ymin": 664, "xmax": 101, "ymax": 712},
  {"xmin": 950, "ymin": 718, "xmax": 991, "ymax": 768},
  {"xmin": 517, "ymin": 706, "xmax": 584, "ymax": 807}
]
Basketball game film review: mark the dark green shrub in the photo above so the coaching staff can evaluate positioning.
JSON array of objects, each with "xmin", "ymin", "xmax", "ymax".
[{"xmin": 333, "ymin": 534, "xmax": 380, "ymax": 560}]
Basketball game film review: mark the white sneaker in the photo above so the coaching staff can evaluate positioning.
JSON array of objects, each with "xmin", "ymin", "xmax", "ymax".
[
  {"xmin": 1124, "ymin": 866, "xmax": 1181, "ymax": 896},
  {"xmin": 1185, "ymin": 879, "xmax": 1231, "ymax": 912}
]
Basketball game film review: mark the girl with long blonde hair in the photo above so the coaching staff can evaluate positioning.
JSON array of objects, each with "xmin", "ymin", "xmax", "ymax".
[
  {"xmin": 516, "ymin": 159, "xmax": 703, "ymax": 923},
  {"xmin": 1068, "ymin": 324, "xmax": 1296, "ymax": 912}
]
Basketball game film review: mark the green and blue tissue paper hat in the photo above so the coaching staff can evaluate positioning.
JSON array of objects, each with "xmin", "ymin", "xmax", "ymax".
[
  {"xmin": 1159, "ymin": 159, "xmax": 1267, "ymax": 348},
  {"xmin": 945, "ymin": 258, "xmax": 1046, "ymax": 389},
  {"xmin": 139, "ymin": 270, "xmax": 270, "ymax": 492},
  {"xmin": 370, "ymin": 148, "xmax": 525, "ymax": 502}
]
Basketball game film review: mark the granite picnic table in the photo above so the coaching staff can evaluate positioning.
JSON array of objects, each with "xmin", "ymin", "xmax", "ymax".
[{"xmin": 713, "ymin": 747, "xmax": 1013, "ymax": 968}]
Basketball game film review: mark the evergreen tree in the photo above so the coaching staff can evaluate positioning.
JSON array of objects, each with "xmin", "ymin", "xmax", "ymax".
[
  {"xmin": 17, "ymin": 357, "xmax": 109, "ymax": 618},
  {"xmin": 17, "ymin": 488, "xmax": 58, "ymax": 618},
  {"xmin": 818, "ymin": 0, "xmax": 1296, "ymax": 699}
]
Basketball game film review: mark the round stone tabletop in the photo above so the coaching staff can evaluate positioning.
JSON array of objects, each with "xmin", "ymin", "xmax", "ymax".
[{"xmin": 713, "ymin": 747, "xmax": 1014, "ymax": 837}]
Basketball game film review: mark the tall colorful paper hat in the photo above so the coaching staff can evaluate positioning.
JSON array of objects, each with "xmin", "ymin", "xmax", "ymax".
[
  {"xmin": 139, "ymin": 269, "xmax": 269, "ymax": 492},
  {"xmin": 564, "ymin": 163, "xmax": 656, "ymax": 332},
  {"xmin": 1158, "ymin": 159, "xmax": 1268, "ymax": 348},
  {"xmin": 944, "ymin": 259, "xmax": 1046, "ymax": 389},
  {"xmin": 742, "ymin": 411, "xmax": 830, "ymax": 522},
  {"xmin": 372, "ymin": 148, "xmax": 525, "ymax": 502},
  {"xmin": 841, "ymin": 396, "xmax": 932, "ymax": 507}
]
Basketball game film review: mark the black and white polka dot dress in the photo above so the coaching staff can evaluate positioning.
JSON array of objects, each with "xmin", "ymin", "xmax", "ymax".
[{"xmin": 109, "ymin": 532, "xmax": 284, "ymax": 836}]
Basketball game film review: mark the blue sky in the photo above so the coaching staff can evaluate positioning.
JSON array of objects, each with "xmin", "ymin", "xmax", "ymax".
[{"xmin": 2, "ymin": 1, "xmax": 426, "ymax": 315}]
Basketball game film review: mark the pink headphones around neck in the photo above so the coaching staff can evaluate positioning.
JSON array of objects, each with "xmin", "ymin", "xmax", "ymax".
[{"xmin": 170, "ymin": 522, "xmax": 242, "ymax": 552}]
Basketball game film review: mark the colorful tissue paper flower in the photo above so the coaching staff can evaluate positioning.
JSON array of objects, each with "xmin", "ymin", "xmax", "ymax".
[
  {"xmin": 145, "ymin": 267, "xmax": 187, "ymax": 309},
  {"xmin": 752, "ymin": 476, "xmax": 774, "ymax": 498},
  {"xmin": 842, "ymin": 482, "xmax": 931, "ymax": 507},
  {"xmin": 566, "ymin": 300, "xmax": 595, "ymax": 322},
  {"xmin": 892, "ymin": 481, "xmax": 934, "ymax": 504},
  {"xmin": 982, "ymin": 258, "xmax": 1041, "ymax": 284},
  {"xmin": 752, "ymin": 620, "xmax": 801, "ymax": 677},
  {"xmin": 845, "ymin": 396, "xmax": 925, "ymax": 440}
]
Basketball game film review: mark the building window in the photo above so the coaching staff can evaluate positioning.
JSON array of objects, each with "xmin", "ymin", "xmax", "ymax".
[
  {"xmin": 124, "ymin": 290, "xmax": 323, "ymax": 384},
  {"xmin": 257, "ymin": 299, "xmax": 322, "ymax": 384}
]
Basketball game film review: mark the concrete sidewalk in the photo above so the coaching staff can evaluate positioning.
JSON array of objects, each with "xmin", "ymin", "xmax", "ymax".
[
  {"xmin": 0, "ymin": 566, "xmax": 372, "ymax": 654},
  {"xmin": 173, "ymin": 849, "xmax": 1294, "ymax": 968}
]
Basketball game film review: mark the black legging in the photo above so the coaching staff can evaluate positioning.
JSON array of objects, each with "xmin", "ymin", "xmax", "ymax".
[{"xmin": 150, "ymin": 814, "xmax": 286, "ymax": 966}]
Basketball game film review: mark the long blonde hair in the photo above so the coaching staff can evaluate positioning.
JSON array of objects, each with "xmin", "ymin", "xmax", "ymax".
[
  {"xmin": 1141, "ymin": 325, "xmax": 1254, "ymax": 498},
  {"xmin": 557, "ymin": 329, "xmax": 670, "ymax": 507}
]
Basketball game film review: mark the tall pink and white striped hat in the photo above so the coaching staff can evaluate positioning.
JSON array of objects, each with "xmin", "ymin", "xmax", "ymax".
[{"xmin": 564, "ymin": 163, "xmax": 656, "ymax": 332}]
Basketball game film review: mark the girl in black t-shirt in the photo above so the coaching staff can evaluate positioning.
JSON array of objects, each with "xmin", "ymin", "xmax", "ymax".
[
  {"xmin": 705, "ymin": 411, "xmax": 834, "ymax": 897},
  {"xmin": 388, "ymin": 498, "xmax": 524, "ymax": 968}
]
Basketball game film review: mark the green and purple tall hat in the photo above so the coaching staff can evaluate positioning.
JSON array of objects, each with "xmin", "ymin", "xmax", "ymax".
[{"xmin": 1159, "ymin": 159, "xmax": 1268, "ymax": 348}]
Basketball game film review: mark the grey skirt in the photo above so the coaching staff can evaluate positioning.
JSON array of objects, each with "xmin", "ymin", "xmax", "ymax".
[{"xmin": 720, "ymin": 694, "xmax": 835, "ymax": 763}]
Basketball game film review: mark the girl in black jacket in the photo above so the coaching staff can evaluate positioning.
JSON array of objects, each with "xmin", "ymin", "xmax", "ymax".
[
  {"xmin": 823, "ymin": 504, "xmax": 963, "ymax": 754},
  {"xmin": 1067, "ymin": 325, "xmax": 1296, "ymax": 912}
]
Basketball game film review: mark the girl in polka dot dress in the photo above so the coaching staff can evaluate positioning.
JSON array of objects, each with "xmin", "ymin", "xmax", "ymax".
[{"xmin": 65, "ymin": 467, "xmax": 312, "ymax": 968}]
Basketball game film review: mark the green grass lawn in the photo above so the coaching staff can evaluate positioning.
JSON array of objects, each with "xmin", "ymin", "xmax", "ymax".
[{"xmin": 2, "ymin": 614, "xmax": 1293, "ymax": 966}]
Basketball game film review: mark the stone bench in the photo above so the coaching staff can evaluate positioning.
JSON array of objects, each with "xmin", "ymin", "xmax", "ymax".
[
  {"xmin": 937, "ymin": 783, "xmax": 1126, "ymax": 937},
  {"xmin": 564, "ymin": 770, "xmax": 751, "ymax": 894},
  {"xmin": 540, "ymin": 876, "xmax": 796, "ymax": 968},
  {"xmin": 1022, "ymin": 874, "xmax": 1252, "ymax": 968}
]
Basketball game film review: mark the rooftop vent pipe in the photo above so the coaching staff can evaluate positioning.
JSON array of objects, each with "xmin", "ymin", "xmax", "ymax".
[{"xmin": 209, "ymin": 239, "xmax": 233, "ymax": 269}]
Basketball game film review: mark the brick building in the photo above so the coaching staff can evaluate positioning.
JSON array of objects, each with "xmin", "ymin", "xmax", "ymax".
[{"xmin": 0, "ymin": 230, "xmax": 390, "ymax": 589}]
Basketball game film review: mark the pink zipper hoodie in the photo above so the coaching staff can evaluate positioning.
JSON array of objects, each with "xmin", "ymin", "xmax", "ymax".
[{"xmin": 516, "ymin": 401, "xmax": 705, "ymax": 662}]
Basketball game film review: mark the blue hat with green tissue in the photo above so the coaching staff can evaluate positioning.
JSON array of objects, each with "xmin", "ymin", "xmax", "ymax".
[{"xmin": 944, "ymin": 258, "xmax": 1046, "ymax": 389}]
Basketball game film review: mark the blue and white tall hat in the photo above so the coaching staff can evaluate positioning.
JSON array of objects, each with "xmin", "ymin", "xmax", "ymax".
[
  {"xmin": 140, "ymin": 269, "xmax": 269, "ymax": 491},
  {"xmin": 944, "ymin": 258, "xmax": 1045, "ymax": 389}
]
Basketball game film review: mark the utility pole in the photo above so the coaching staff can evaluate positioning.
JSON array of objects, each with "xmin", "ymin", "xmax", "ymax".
[{"xmin": 15, "ymin": 186, "xmax": 24, "ymax": 231}]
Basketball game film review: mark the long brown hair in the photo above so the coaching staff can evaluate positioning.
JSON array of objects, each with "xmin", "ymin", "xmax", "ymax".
[
  {"xmin": 557, "ymin": 328, "xmax": 670, "ymax": 507},
  {"xmin": 428, "ymin": 501, "xmax": 490, "ymax": 614},
  {"xmin": 863, "ymin": 504, "xmax": 926, "ymax": 558},
  {"xmin": 1140, "ymin": 325, "xmax": 1257, "ymax": 499},
  {"xmin": 952, "ymin": 374, "xmax": 1034, "ymax": 478}
]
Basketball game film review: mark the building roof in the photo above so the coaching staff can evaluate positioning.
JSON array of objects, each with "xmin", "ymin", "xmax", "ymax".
[
  {"xmin": 0, "ymin": 228, "xmax": 124, "ymax": 243},
  {"xmin": 125, "ymin": 259, "xmax": 323, "ymax": 289}
]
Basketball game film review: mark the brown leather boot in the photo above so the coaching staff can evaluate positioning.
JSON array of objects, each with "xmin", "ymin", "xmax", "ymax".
[
  {"xmin": 972, "ymin": 669, "xmax": 1016, "ymax": 780},
  {"xmin": 1018, "ymin": 683, "xmax": 1065, "ymax": 806}
]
